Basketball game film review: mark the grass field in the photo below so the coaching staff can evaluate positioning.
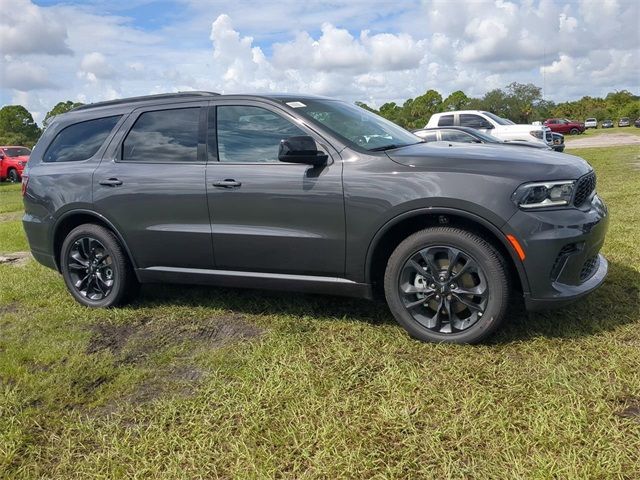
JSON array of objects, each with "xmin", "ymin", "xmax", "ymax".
[{"xmin": 1, "ymin": 146, "xmax": 639, "ymax": 479}]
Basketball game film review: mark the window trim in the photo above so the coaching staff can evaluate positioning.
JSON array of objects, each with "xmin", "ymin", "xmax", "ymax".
[
  {"xmin": 117, "ymin": 106, "xmax": 206, "ymax": 165},
  {"xmin": 42, "ymin": 115, "xmax": 123, "ymax": 164}
]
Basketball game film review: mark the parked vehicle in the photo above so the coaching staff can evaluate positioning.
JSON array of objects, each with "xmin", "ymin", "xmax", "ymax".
[
  {"xmin": 413, "ymin": 126, "xmax": 552, "ymax": 150},
  {"xmin": 584, "ymin": 118, "xmax": 598, "ymax": 129},
  {"xmin": 23, "ymin": 92, "xmax": 609, "ymax": 344},
  {"xmin": 618, "ymin": 117, "xmax": 630, "ymax": 127},
  {"xmin": 544, "ymin": 118, "xmax": 585, "ymax": 135},
  {"xmin": 634, "ymin": 118, "xmax": 640, "ymax": 128},
  {"xmin": 0, "ymin": 146, "xmax": 30, "ymax": 182},
  {"xmin": 601, "ymin": 119, "xmax": 614, "ymax": 128},
  {"xmin": 426, "ymin": 111, "xmax": 554, "ymax": 147},
  {"xmin": 551, "ymin": 132, "xmax": 565, "ymax": 152}
]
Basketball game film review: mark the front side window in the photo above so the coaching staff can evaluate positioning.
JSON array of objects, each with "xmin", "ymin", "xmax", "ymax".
[
  {"xmin": 441, "ymin": 130, "xmax": 477, "ymax": 143},
  {"xmin": 44, "ymin": 116, "xmax": 121, "ymax": 163},
  {"xmin": 438, "ymin": 115, "xmax": 454, "ymax": 127},
  {"xmin": 122, "ymin": 108, "xmax": 200, "ymax": 163},
  {"xmin": 460, "ymin": 114, "xmax": 493, "ymax": 129},
  {"xmin": 216, "ymin": 105, "xmax": 305, "ymax": 163}
]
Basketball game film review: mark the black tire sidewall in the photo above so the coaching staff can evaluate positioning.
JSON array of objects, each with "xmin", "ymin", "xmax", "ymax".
[
  {"xmin": 8, "ymin": 169, "xmax": 19, "ymax": 183},
  {"xmin": 384, "ymin": 228, "xmax": 509, "ymax": 344},
  {"xmin": 60, "ymin": 224, "xmax": 129, "ymax": 308}
]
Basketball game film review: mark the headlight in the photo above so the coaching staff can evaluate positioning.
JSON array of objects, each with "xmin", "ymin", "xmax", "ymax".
[
  {"xmin": 512, "ymin": 180, "xmax": 575, "ymax": 209},
  {"xmin": 530, "ymin": 130, "xmax": 543, "ymax": 139}
]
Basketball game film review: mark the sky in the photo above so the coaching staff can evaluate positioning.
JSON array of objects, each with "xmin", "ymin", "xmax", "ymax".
[{"xmin": 1, "ymin": 0, "xmax": 638, "ymax": 123}]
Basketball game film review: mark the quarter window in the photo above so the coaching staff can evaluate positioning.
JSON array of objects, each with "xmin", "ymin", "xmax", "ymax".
[
  {"xmin": 122, "ymin": 108, "xmax": 200, "ymax": 163},
  {"xmin": 216, "ymin": 105, "xmax": 305, "ymax": 163},
  {"xmin": 44, "ymin": 116, "xmax": 121, "ymax": 163}
]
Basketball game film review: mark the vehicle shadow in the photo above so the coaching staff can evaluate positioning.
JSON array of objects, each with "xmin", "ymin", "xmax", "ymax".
[{"xmin": 133, "ymin": 259, "xmax": 638, "ymax": 343}]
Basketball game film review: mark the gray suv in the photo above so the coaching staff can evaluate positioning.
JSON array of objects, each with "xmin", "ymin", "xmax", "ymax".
[{"xmin": 22, "ymin": 92, "xmax": 609, "ymax": 343}]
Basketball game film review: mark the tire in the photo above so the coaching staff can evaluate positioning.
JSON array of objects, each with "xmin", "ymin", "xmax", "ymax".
[
  {"xmin": 384, "ymin": 227, "xmax": 510, "ymax": 344},
  {"xmin": 570, "ymin": 128, "xmax": 579, "ymax": 135},
  {"xmin": 7, "ymin": 169, "xmax": 19, "ymax": 183},
  {"xmin": 60, "ymin": 224, "xmax": 138, "ymax": 307}
]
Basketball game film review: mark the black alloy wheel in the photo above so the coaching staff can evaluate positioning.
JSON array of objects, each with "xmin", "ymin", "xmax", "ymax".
[{"xmin": 384, "ymin": 227, "xmax": 510, "ymax": 343}]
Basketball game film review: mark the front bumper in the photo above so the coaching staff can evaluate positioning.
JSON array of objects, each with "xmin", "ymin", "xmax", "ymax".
[{"xmin": 506, "ymin": 194, "xmax": 609, "ymax": 311}]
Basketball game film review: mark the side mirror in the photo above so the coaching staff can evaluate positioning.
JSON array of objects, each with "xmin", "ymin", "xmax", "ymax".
[
  {"xmin": 483, "ymin": 123, "xmax": 494, "ymax": 129},
  {"xmin": 278, "ymin": 136, "xmax": 328, "ymax": 167}
]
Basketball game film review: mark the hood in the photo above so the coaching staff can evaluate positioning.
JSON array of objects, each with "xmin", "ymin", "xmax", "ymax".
[{"xmin": 384, "ymin": 142, "xmax": 592, "ymax": 181}]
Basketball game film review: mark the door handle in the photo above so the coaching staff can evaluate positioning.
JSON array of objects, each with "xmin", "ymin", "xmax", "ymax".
[
  {"xmin": 99, "ymin": 178, "xmax": 123, "ymax": 187},
  {"xmin": 212, "ymin": 179, "xmax": 242, "ymax": 188}
]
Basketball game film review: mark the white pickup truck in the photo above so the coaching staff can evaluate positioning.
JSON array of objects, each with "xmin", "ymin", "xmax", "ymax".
[{"xmin": 426, "ymin": 110, "xmax": 553, "ymax": 147}]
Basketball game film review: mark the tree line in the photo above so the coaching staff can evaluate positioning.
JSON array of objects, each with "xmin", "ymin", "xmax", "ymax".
[
  {"xmin": 358, "ymin": 83, "xmax": 639, "ymax": 130},
  {"xmin": 1, "ymin": 85, "xmax": 638, "ymax": 147}
]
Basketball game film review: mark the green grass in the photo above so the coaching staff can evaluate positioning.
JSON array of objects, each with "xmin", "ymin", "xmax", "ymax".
[
  {"xmin": 0, "ymin": 183, "xmax": 23, "ymax": 215},
  {"xmin": 1, "ymin": 147, "xmax": 639, "ymax": 478}
]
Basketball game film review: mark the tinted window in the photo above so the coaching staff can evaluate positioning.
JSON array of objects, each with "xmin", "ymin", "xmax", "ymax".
[
  {"xmin": 460, "ymin": 114, "xmax": 492, "ymax": 129},
  {"xmin": 417, "ymin": 131, "xmax": 438, "ymax": 142},
  {"xmin": 44, "ymin": 116, "xmax": 121, "ymax": 163},
  {"xmin": 441, "ymin": 130, "xmax": 478, "ymax": 143},
  {"xmin": 438, "ymin": 115, "xmax": 454, "ymax": 126},
  {"xmin": 122, "ymin": 108, "xmax": 200, "ymax": 163},
  {"xmin": 216, "ymin": 105, "xmax": 305, "ymax": 163}
]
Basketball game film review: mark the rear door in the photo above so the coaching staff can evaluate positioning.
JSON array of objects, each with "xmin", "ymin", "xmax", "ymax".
[
  {"xmin": 205, "ymin": 100, "xmax": 345, "ymax": 277},
  {"xmin": 94, "ymin": 102, "xmax": 214, "ymax": 270}
]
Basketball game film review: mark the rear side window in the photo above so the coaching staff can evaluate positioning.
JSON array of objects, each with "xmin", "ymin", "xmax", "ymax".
[
  {"xmin": 44, "ymin": 116, "xmax": 121, "ymax": 163},
  {"xmin": 460, "ymin": 114, "xmax": 492, "ymax": 129},
  {"xmin": 438, "ymin": 115, "xmax": 454, "ymax": 126},
  {"xmin": 122, "ymin": 108, "xmax": 200, "ymax": 163}
]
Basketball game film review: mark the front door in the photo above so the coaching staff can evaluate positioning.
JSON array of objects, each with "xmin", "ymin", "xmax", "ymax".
[
  {"xmin": 205, "ymin": 101, "xmax": 345, "ymax": 277},
  {"xmin": 94, "ymin": 103, "xmax": 214, "ymax": 270}
]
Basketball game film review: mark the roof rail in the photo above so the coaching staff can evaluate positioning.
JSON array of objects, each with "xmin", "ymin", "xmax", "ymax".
[{"xmin": 71, "ymin": 91, "xmax": 220, "ymax": 112}]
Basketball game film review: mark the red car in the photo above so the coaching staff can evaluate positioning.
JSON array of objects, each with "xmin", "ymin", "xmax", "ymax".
[
  {"xmin": 0, "ymin": 146, "xmax": 31, "ymax": 183},
  {"xmin": 543, "ymin": 118, "xmax": 585, "ymax": 135}
]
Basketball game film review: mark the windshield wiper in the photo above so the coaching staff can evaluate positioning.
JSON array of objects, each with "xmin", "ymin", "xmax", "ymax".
[{"xmin": 368, "ymin": 141, "xmax": 422, "ymax": 152}]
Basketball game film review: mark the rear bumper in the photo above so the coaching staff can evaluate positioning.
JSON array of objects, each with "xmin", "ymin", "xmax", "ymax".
[{"xmin": 506, "ymin": 194, "xmax": 609, "ymax": 311}]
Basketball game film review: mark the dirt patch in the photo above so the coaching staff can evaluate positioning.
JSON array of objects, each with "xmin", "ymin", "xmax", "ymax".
[
  {"xmin": 0, "ymin": 302, "xmax": 19, "ymax": 315},
  {"xmin": 565, "ymin": 133, "xmax": 640, "ymax": 149},
  {"xmin": 86, "ymin": 314, "xmax": 264, "ymax": 410},
  {"xmin": 0, "ymin": 252, "xmax": 31, "ymax": 267},
  {"xmin": 616, "ymin": 398, "xmax": 640, "ymax": 423},
  {"xmin": 0, "ymin": 212, "xmax": 23, "ymax": 223}
]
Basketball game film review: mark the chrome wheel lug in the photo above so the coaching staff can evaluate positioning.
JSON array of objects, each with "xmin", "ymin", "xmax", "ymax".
[
  {"xmin": 435, "ymin": 294, "xmax": 441, "ymax": 300},
  {"xmin": 449, "ymin": 283, "xmax": 455, "ymax": 289}
]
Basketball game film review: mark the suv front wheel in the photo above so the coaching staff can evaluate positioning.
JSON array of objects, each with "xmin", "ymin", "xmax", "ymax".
[
  {"xmin": 60, "ymin": 224, "xmax": 138, "ymax": 307},
  {"xmin": 384, "ymin": 227, "xmax": 510, "ymax": 344}
]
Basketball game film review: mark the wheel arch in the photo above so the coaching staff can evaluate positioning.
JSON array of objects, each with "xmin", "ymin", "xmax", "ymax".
[
  {"xmin": 51, "ymin": 209, "xmax": 139, "ymax": 276},
  {"xmin": 365, "ymin": 207, "xmax": 529, "ymax": 296}
]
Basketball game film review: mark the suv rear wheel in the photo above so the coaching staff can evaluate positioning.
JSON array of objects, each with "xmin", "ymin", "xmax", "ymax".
[
  {"xmin": 60, "ymin": 224, "xmax": 138, "ymax": 307},
  {"xmin": 384, "ymin": 227, "xmax": 510, "ymax": 344}
]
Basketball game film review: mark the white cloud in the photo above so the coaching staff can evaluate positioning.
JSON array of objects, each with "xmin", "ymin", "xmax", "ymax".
[
  {"xmin": 0, "ymin": 60, "xmax": 58, "ymax": 90},
  {"xmin": 0, "ymin": 0, "xmax": 71, "ymax": 55},
  {"xmin": 78, "ymin": 52, "xmax": 115, "ymax": 82}
]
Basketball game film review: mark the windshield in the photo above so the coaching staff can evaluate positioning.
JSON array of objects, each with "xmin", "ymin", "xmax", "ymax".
[
  {"xmin": 285, "ymin": 99, "xmax": 421, "ymax": 151},
  {"xmin": 483, "ymin": 111, "xmax": 513, "ymax": 125},
  {"xmin": 3, "ymin": 147, "xmax": 31, "ymax": 157}
]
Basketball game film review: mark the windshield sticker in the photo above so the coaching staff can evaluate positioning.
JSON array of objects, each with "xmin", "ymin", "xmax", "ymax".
[{"xmin": 286, "ymin": 101, "xmax": 306, "ymax": 108}]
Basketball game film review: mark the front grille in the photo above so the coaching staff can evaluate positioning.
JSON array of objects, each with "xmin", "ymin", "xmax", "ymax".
[
  {"xmin": 574, "ymin": 172, "xmax": 596, "ymax": 207},
  {"xmin": 580, "ymin": 256, "xmax": 599, "ymax": 282},
  {"xmin": 551, "ymin": 243, "xmax": 578, "ymax": 280}
]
